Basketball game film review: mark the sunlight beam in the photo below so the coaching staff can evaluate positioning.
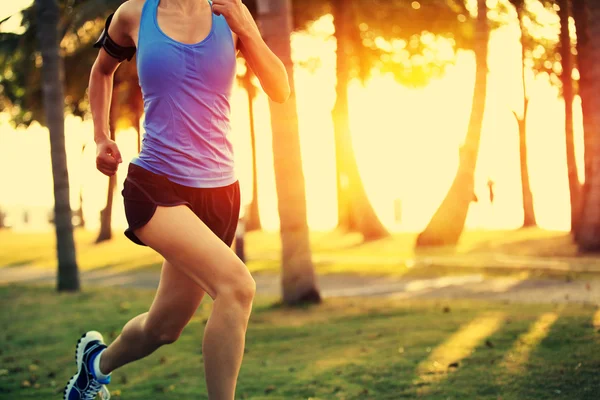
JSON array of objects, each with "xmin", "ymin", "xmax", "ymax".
[
  {"xmin": 501, "ymin": 312, "xmax": 558, "ymax": 374},
  {"xmin": 414, "ymin": 313, "xmax": 505, "ymax": 393}
]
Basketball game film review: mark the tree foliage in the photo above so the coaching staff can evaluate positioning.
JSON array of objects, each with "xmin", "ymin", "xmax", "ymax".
[{"xmin": 0, "ymin": 0, "xmax": 124, "ymax": 126}]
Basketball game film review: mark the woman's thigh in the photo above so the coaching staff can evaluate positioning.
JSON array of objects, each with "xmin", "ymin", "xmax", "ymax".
[{"xmin": 134, "ymin": 205, "xmax": 252, "ymax": 300}]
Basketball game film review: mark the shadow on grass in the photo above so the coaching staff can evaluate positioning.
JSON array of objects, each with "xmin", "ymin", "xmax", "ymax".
[
  {"xmin": 238, "ymin": 303, "xmax": 472, "ymax": 399},
  {"xmin": 425, "ymin": 311, "xmax": 542, "ymax": 399},
  {"xmin": 413, "ymin": 243, "xmax": 460, "ymax": 258},
  {"xmin": 6, "ymin": 262, "xmax": 164, "ymax": 288},
  {"xmin": 417, "ymin": 307, "xmax": 600, "ymax": 400},
  {"xmin": 276, "ymin": 306, "xmax": 599, "ymax": 399},
  {"xmin": 2, "ymin": 259, "xmax": 40, "ymax": 268},
  {"xmin": 508, "ymin": 310, "xmax": 600, "ymax": 400},
  {"xmin": 465, "ymin": 231, "xmax": 576, "ymax": 257},
  {"xmin": 85, "ymin": 260, "xmax": 163, "ymax": 274}
]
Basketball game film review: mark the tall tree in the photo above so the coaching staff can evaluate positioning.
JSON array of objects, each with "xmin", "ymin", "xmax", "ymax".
[
  {"xmin": 96, "ymin": 79, "xmax": 120, "ymax": 243},
  {"xmin": 510, "ymin": 0, "xmax": 537, "ymax": 228},
  {"xmin": 1, "ymin": 2, "xmax": 141, "ymax": 244},
  {"xmin": 76, "ymin": 143, "xmax": 87, "ymax": 228},
  {"xmin": 331, "ymin": 0, "xmax": 388, "ymax": 241},
  {"xmin": 35, "ymin": 0, "xmax": 80, "ymax": 291},
  {"xmin": 572, "ymin": 0, "xmax": 593, "ymax": 237},
  {"xmin": 294, "ymin": 0, "xmax": 471, "ymax": 241},
  {"xmin": 575, "ymin": 0, "xmax": 600, "ymax": 251},
  {"xmin": 558, "ymin": 0, "xmax": 579, "ymax": 232},
  {"xmin": 1, "ymin": 1, "xmax": 124, "ymax": 127},
  {"xmin": 116, "ymin": 57, "xmax": 143, "ymax": 152},
  {"xmin": 256, "ymin": 0, "xmax": 321, "ymax": 304},
  {"xmin": 416, "ymin": 0, "xmax": 490, "ymax": 247},
  {"xmin": 239, "ymin": 65, "xmax": 262, "ymax": 231},
  {"xmin": 95, "ymin": 60, "xmax": 142, "ymax": 243}
]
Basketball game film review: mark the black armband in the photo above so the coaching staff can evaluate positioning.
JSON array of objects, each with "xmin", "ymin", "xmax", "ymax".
[{"xmin": 93, "ymin": 13, "xmax": 136, "ymax": 62}]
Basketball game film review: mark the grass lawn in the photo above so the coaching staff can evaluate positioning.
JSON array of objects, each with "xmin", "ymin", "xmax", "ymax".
[
  {"xmin": 1, "ymin": 285, "xmax": 599, "ymax": 399},
  {"xmin": 0, "ymin": 228, "xmax": 590, "ymax": 278}
]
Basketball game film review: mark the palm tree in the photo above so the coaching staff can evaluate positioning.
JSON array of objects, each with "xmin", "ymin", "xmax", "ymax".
[
  {"xmin": 96, "ymin": 79, "xmax": 120, "ymax": 243},
  {"xmin": 35, "ymin": 0, "xmax": 80, "ymax": 291},
  {"xmin": 575, "ymin": 0, "xmax": 600, "ymax": 251},
  {"xmin": 256, "ymin": 0, "xmax": 321, "ymax": 304},
  {"xmin": 416, "ymin": 0, "xmax": 490, "ymax": 247},
  {"xmin": 117, "ymin": 58, "xmax": 144, "ymax": 152},
  {"xmin": 558, "ymin": 0, "xmax": 580, "ymax": 232},
  {"xmin": 76, "ymin": 143, "xmax": 87, "ymax": 228},
  {"xmin": 1, "ymin": 2, "xmax": 141, "ymax": 245},
  {"xmin": 331, "ymin": 0, "xmax": 389, "ymax": 241},
  {"xmin": 510, "ymin": 0, "xmax": 536, "ymax": 228},
  {"xmin": 95, "ymin": 61, "xmax": 142, "ymax": 243},
  {"xmin": 572, "ymin": 0, "xmax": 592, "ymax": 237},
  {"xmin": 299, "ymin": 0, "xmax": 467, "ymax": 242},
  {"xmin": 239, "ymin": 65, "xmax": 262, "ymax": 231}
]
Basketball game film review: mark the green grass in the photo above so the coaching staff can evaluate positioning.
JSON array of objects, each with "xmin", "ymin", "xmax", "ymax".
[
  {"xmin": 0, "ymin": 228, "xmax": 590, "ymax": 278},
  {"xmin": 1, "ymin": 285, "xmax": 599, "ymax": 399}
]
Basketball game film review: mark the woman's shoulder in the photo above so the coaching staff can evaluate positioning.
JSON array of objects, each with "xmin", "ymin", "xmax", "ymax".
[{"xmin": 113, "ymin": 0, "xmax": 147, "ymax": 28}]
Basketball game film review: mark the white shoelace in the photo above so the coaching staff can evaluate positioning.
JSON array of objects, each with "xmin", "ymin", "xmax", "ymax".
[
  {"xmin": 99, "ymin": 385, "xmax": 111, "ymax": 400},
  {"xmin": 83, "ymin": 380, "xmax": 110, "ymax": 400}
]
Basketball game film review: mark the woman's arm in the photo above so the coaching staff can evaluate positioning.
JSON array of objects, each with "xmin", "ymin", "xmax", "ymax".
[
  {"xmin": 214, "ymin": 1, "xmax": 290, "ymax": 103},
  {"xmin": 89, "ymin": 6, "xmax": 138, "ymax": 175},
  {"xmin": 236, "ymin": 6, "xmax": 291, "ymax": 103},
  {"xmin": 89, "ymin": 51, "xmax": 120, "ymax": 146}
]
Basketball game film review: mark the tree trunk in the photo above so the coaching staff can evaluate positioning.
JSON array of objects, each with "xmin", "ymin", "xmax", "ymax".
[
  {"xmin": 35, "ymin": 0, "xmax": 80, "ymax": 291},
  {"xmin": 76, "ymin": 143, "xmax": 86, "ymax": 229},
  {"xmin": 514, "ymin": 4, "xmax": 537, "ymax": 228},
  {"xmin": 242, "ymin": 68, "xmax": 262, "ymax": 231},
  {"xmin": 416, "ymin": 0, "xmax": 489, "ymax": 247},
  {"xmin": 77, "ymin": 189, "xmax": 85, "ymax": 229},
  {"xmin": 95, "ymin": 80, "xmax": 119, "ymax": 243},
  {"xmin": 575, "ymin": 0, "xmax": 600, "ymax": 251},
  {"xmin": 133, "ymin": 89, "xmax": 143, "ymax": 154},
  {"xmin": 256, "ymin": 0, "xmax": 320, "ymax": 304},
  {"xmin": 515, "ymin": 108, "xmax": 536, "ymax": 227},
  {"xmin": 559, "ymin": 0, "xmax": 580, "ymax": 232},
  {"xmin": 572, "ymin": 0, "xmax": 593, "ymax": 238},
  {"xmin": 120, "ymin": 57, "xmax": 143, "ymax": 154},
  {"xmin": 331, "ymin": 0, "xmax": 389, "ymax": 241},
  {"xmin": 135, "ymin": 118, "xmax": 141, "ymax": 154}
]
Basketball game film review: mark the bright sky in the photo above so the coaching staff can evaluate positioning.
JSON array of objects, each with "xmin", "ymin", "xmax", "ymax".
[
  {"xmin": 0, "ymin": 5, "xmax": 583, "ymax": 234},
  {"xmin": 0, "ymin": 0, "xmax": 33, "ymax": 33}
]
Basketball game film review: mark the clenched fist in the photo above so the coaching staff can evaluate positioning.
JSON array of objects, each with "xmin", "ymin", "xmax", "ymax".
[
  {"xmin": 212, "ymin": 0, "xmax": 252, "ymax": 36},
  {"xmin": 96, "ymin": 138, "xmax": 123, "ymax": 176}
]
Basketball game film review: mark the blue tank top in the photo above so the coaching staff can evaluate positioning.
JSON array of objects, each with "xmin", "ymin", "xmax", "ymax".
[{"xmin": 131, "ymin": 0, "xmax": 237, "ymax": 188}]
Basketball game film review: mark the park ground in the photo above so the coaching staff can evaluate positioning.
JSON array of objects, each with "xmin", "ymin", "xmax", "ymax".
[
  {"xmin": 2, "ymin": 228, "xmax": 600, "ymax": 399},
  {"xmin": 2, "ymin": 227, "xmax": 600, "ymax": 278},
  {"xmin": 1, "ymin": 285, "xmax": 600, "ymax": 399}
]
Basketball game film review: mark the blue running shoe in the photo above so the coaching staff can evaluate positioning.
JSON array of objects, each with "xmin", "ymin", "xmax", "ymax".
[{"xmin": 64, "ymin": 331, "xmax": 111, "ymax": 400}]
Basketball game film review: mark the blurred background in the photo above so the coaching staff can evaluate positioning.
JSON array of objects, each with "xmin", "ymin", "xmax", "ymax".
[
  {"xmin": 0, "ymin": 0, "xmax": 587, "ymax": 234},
  {"xmin": 2, "ymin": 0, "xmax": 600, "ymax": 398}
]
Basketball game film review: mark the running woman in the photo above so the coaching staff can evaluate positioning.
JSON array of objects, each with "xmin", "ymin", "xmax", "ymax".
[{"xmin": 63, "ymin": 0, "xmax": 290, "ymax": 398}]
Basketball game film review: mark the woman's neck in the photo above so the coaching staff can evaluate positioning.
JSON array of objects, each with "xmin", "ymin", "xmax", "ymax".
[{"xmin": 158, "ymin": 0, "xmax": 208, "ymax": 13}]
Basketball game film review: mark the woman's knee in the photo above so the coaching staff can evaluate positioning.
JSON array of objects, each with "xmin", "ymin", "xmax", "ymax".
[{"xmin": 218, "ymin": 272, "xmax": 256, "ymax": 309}]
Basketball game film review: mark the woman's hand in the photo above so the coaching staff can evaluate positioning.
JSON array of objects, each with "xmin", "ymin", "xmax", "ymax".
[
  {"xmin": 96, "ymin": 138, "xmax": 123, "ymax": 176},
  {"xmin": 212, "ymin": 0, "xmax": 252, "ymax": 36}
]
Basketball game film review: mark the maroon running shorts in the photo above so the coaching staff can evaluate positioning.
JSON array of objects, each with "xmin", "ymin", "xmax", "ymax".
[{"xmin": 121, "ymin": 163, "xmax": 240, "ymax": 247}]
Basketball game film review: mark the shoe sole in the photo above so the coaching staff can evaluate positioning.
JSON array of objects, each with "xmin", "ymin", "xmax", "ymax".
[{"xmin": 63, "ymin": 331, "xmax": 104, "ymax": 400}]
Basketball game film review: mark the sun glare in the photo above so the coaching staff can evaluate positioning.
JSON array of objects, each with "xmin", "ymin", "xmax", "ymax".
[{"xmin": 0, "ymin": 12, "xmax": 582, "ymax": 233}]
